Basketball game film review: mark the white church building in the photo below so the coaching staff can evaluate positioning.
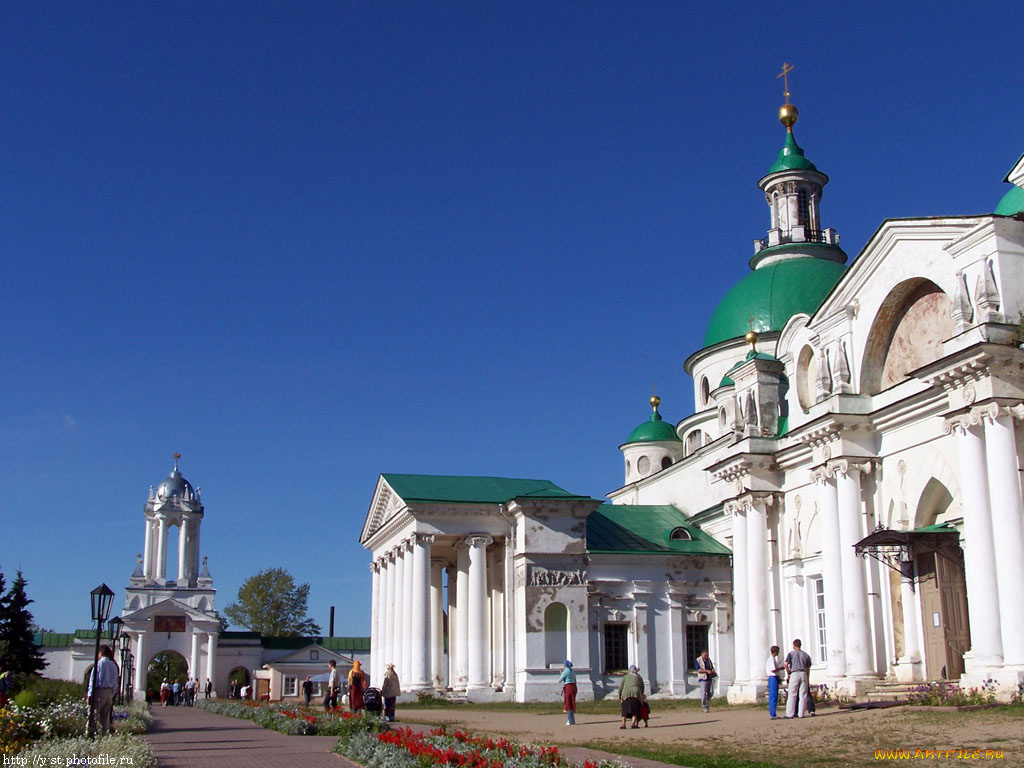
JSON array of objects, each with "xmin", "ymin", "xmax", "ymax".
[{"xmin": 362, "ymin": 94, "xmax": 1024, "ymax": 702}]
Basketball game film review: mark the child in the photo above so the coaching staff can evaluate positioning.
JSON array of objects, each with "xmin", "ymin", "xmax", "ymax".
[{"xmin": 639, "ymin": 697, "xmax": 650, "ymax": 727}]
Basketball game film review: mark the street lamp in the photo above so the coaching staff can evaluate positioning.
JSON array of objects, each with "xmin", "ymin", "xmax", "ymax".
[
  {"xmin": 118, "ymin": 633, "xmax": 132, "ymax": 704},
  {"xmin": 87, "ymin": 584, "xmax": 115, "ymax": 739}
]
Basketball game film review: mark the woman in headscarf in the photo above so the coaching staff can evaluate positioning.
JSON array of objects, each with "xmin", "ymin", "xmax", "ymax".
[
  {"xmin": 348, "ymin": 660, "xmax": 366, "ymax": 714},
  {"xmin": 380, "ymin": 663, "xmax": 401, "ymax": 722},
  {"xmin": 617, "ymin": 665, "xmax": 645, "ymax": 729},
  {"xmin": 559, "ymin": 660, "xmax": 577, "ymax": 725}
]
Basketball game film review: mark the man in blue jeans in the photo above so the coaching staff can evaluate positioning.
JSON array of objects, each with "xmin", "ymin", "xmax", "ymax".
[{"xmin": 765, "ymin": 645, "xmax": 784, "ymax": 718}]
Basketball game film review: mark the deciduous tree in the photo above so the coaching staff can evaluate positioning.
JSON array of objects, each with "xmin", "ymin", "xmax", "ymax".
[{"xmin": 223, "ymin": 568, "xmax": 321, "ymax": 637}]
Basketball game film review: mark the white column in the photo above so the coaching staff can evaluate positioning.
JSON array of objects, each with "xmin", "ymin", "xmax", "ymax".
[
  {"xmin": 466, "ymin": 534, "xmax": 492, "ymax": 692},
  {"xmin": 746, "ymin": 498, "xmax": 771, "ymax": 680},
  {"xmin": 430, "ymin": 558, "xmax": 445, "ymax": 690},
  {"xmin": 899, "ymin": 558, "xmax": 923, "ymax": 671},
  {"xmin": 632, "ymin": 585, "xmax": 651, "ymax": 676},
  {"xmin": 730, "ymin": 503, "xmax": 750, "ymax": 684},
  {"xmin": 455, "ymin": 547, "xmax": 469, "ymax": 690},
  {"xmin": 983, "ymin": 410, "xmax": 1024, "ymax": 666},
  {"xmin": 393, "ymin": 546, "xmax": 406, "ymax": 675},
  {"xmin": 383, "ymin": 553, "xmax": 396, "ymax": 671},
  {"xmin": 817, "ymin": 471, "xmax": 848, "ymax": 678},
  {"xmin": 143, "ymin": 518, "xmax": 154, "ymax": 581},
  {"xmin": 207, "ymin": 633, "xmax": 219, "ymax": 697},
  {"xmin": 370, "ymin": 561, "xmax": 381, "ymax": 683},
  {"xmin": 837, "ymin": 465, "xmax": 873, "ymax": 676},
  {"xmin": 190, "ymin": 631, "xmax": 200, "ymax": 681},
  {"xmin": 668, "ymin": 591, "xmax": 687, "ymax": 694},
  {"xmin": 402, "ymin": 540, "xmax": 414, "ymax": 676},
  {"xmin": 156, "ymin": 516, "xmax": 167, "ymax": 582},
  {"xmin": 133, "ymin": 632, "xmax": 147, "ymax": 700},
  {"xmin": 178, "ymin": 519, "xmax": 188, "ymax": 584},
  {"xmin": 950, "ymin": 418, "xmax": 1004, "ymax": 667},
  {"xmin": 409, "ymin": 534, "xmax": 432, "ymax": 689}
]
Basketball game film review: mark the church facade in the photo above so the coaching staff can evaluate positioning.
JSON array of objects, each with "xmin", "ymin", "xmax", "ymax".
[{"xmin": 363, "ymin": 98, "xmax": 1024, "ymax": 701}]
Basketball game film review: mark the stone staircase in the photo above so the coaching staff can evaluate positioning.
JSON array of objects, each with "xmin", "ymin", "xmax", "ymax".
[{"xmin": 861, "ymin": 680, "xmax": 933, "ymax": 704}]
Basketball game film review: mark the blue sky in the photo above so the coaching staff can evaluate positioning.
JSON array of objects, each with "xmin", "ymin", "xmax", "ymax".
[{"xmin": 2, "ymin": 1, "xmax": 1022, "ymax": 638}]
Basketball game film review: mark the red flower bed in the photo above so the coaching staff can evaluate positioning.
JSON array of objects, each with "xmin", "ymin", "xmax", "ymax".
[{"xmin": 377, "ymin": 728, "xmax": 566, "ymax": 768}]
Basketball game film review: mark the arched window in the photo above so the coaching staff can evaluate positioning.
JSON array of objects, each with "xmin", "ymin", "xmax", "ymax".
[
  {"xmin": 544, "ymin": 602, "xmax": 569, "ymax": 668},
  {"xmin": 669, "ymin": 527, "xmax": 692, "ymax": 541},
  {"xmin": 661, "ymin": 456, "xmax": 673, "ymax": 470},
  {"xmin": 797, "ymin": 188, "xmax": 809, "ymax": 225}
]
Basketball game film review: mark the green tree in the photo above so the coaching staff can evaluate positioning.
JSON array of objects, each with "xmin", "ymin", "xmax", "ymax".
[
  {"xmin": 146, "ymin": 651, "xmax": 188, "ymax": 695},
  {"xmin": 0, "ymin": 571, "xmax": 47, "ymax": 677},
  {"xmin": 223, "ymin": 568, "xmax": 321, "ymax": 636}
]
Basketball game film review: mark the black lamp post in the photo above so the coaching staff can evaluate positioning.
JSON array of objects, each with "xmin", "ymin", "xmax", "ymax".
[
  {"xmin": 87, "ymin": 584, "xmax": 115, "ymax": 739},
  {"xmin": 118, "ymin": 633, "xmax": 132, "ymax": 704},
  {"xmin": 107, "ymin": 617, "xmax": 123, "ymax": 703}
]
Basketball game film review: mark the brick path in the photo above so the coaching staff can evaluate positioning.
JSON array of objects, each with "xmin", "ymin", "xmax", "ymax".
[
  {"xmin": 143, "ymin": 705, "xmax": 357, "ymax": 768},
  {"xmin": 143, "ymin": 705, "xmax": 684, "ymax": 768}
]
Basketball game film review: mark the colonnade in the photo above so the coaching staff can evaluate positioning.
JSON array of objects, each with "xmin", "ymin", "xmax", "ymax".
[
  {"xmin": 371, "ymin": 533, "xmax": 498, "ymax": 692},
  {"xmin": 945, "ymin": 403, "xmax": 1024, "ymax": 673},
  {"xmin": 727, "ymin": 492, "xmax": 774, "ymax": 688},
  {"xmin": 142, "ymin": 512, "xmax": 202, "ymax": 586},
  {"xmin": 810, "ymin": 458, "xmax": 875, "ymax": 680}
]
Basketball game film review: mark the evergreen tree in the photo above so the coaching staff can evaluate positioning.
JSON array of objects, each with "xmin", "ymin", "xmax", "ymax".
[{"xmin": 0, "ymin": 571, "xmax": 47, "ymax": 677}]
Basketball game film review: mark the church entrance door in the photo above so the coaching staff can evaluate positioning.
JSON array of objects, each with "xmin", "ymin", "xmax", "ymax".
[{"xmin": 916, "ymin": 546, "xmax": 969, "ymax": 680}]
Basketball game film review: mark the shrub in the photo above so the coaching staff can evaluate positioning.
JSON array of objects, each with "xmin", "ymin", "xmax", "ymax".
[
  {"xmin": 21, "ymin": 678, "xmax": 86, "ymax": 707},
  {"xmin": 0, "ymin": 707, "xmax": 38, "ymax": 756},
  {"xmin": 12, "ymin": 691, "xmax": 39, "ymax": 709},
  {"xmin": 19, "ymin": 733, "xmax": 155, "ymax": 768}
]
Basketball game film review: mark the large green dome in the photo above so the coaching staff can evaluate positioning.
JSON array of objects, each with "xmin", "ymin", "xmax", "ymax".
[
  {"xmin": 703, "ymin": 257, "xmax": 846, "ymax": 348},
  {"xmin": 995, "ymin": 186, "xmax": 1024, "ymax": 216}
]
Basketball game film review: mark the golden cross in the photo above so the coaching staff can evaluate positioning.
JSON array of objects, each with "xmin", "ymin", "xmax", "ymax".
[
  {"xmin": 748, "ymin": 314, "xmax": 756, "ymax": 332},
  {"xmin": 777, "ymin": 62, "xmax": 794, "ymax": 102}
]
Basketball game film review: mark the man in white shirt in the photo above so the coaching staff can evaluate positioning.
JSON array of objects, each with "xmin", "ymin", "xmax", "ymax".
[
  {"xmin": 88, "ymin": 645, "xmax": 119, "ymax": 736},
  {"xmin": 765, "ymin": 645, "xmax": 783, "ymax": 719}
]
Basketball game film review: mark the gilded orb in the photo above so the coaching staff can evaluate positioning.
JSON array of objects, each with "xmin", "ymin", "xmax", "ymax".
[
  {"xmin": 778, "ymin": 102, "xmax": 799, "ymax": 128},
  {"xmin": 745, "ymin": 329, "xmax": 760, "ymax": 350},
  {"xmin": 650, "ymin": 395, "xmax": 661, "ymax": 409}
]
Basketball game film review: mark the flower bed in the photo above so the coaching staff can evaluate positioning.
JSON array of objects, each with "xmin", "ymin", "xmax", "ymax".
[
  {"xmin": 199, "ymin": 699, "xmax": 389, "ymax": 738},
  {"xmin": 339, "ymin": 727, "xmax": 628, "ymax": 768},
  {"xmin": 1, "ymin": 698, "xmax": 153, "ymax": 762},
  {"xmin": 18, "ymin": 734, "xmax": 155, "ymax": 768}
]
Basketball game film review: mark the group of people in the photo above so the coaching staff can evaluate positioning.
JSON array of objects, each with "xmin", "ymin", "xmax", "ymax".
[
  {"xmin": 767, "ymin": 638, "xmax": 817, "ymax": 719},
  {"xmin": 322, "ymin": 659, "xmax": 402, "ymax": 722},
  {"xmin": 159, "ymin": 676, "xmax": 203, "ymax": 706}
]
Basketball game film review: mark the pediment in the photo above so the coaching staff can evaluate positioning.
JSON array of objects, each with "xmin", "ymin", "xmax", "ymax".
[
  {"xmin": 268, "ymin": 644, "xmax": 353, "ymax": 666},
  {"xmin": 360, "ymin": 475, "xmax": 407, "ymax": 544},
  {"xmin": 121, "ymin": 598, "xmax": 219, "ymax": 630}
]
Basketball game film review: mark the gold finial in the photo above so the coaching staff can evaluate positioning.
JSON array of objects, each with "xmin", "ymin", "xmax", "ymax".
[
  {"xmin": 137, "ymin": 553, "xmax": 142, "ymax": 565},
  {"xmin": 746, "ymin": 315, "xmax": 759, "ymax": 350},
  {"xmin": 777, "ymin": 62, "xmax": 798, "ymax": 129},
  {"xmin": 650, "ymin": 394, "xmax": 661, "ymax": 411},
  {"xmin": 173, "ymin": 452, "xmax": 181, "ymax": 470}
]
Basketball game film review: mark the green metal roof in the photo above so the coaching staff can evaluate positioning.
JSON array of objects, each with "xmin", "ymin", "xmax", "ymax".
[
  {"xmin": 995, "ymin": 185, "xmax": 1024, "ymax": 216},
  {"xmin": 586, "ymin": 504, "xmax": 730, "ymax": 556},
  {"xmin": 913, "ymin": 522, "xmax": 959, "ymax": 534},
  {"xmin": 625, "ymin": 410, "xmax": 680, "ymax": 444},
  {"xmin": 703, "ymin": 257, "xmax": 846, "ymax": 348},
  {"xmin": 319, "ymin": 637, "xmax": 371, "ymax": 652},
  {"xmin": 382, "ymin": 474, "xmax": 589, "ymax": 504},
  {"xmin": 35, "ymin": 632, "xmax": 77, "ymax": 647},
  {"xmin": 768, "ymin": 129, "xmax": 817, "ymax": 173}
]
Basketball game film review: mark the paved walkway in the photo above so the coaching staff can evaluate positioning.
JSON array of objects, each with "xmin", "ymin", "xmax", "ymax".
[
  {"xmin": 142, "ymin": 705, "xmax": 685, "ymax": 768},
  {"xmin": 143, "ymin": 705, "xmax": 356, "ymax": 768}
]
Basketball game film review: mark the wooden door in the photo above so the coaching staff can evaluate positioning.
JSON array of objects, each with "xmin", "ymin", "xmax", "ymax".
[{"xmin": 916, "ymin": 548, "xmax": 969, "ymax": 680}]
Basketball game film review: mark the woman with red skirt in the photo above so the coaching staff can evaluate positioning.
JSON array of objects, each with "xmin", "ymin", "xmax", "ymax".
[{"xmin": 559, "ymin": 660, "xmax": 577, "ymax": 725}]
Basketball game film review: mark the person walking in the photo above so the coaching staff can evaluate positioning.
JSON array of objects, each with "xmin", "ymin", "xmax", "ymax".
[
  {"xmin": 88, "ymin": 645, "xmax": 118, "ymax": 736},
  {"xmin": 766, "ymin": 645, "xmax": 784, "ymax": 719},
  {"xmin": 205, "ymin": 678, "xmax": 212, "ymax": 699},
  {"xmin": 617, "ymin": 665, "xmax": 644, "ymax": 729},
  {"xmin": 380, "ymin": 664, "xmax": 401, "ymax": 722},
  {"xmin": 559, "ymin": 660, "xmax": 578, "ymax": 726},
  {"xmin": 785, "ymin": 638, "xmax": 813, "ymax": 718},
  {"xmin": 348, "ymin": 660, "xmax": 366, "ymax": 714},
  {"xmin": 302, "ymin": 676, "xmax": 313, "ymax": 707},
  {"xmin": 695, "ymin": 650, "xmax": 716, "ymax": 713}
]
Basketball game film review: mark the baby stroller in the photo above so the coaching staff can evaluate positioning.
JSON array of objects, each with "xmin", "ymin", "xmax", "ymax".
[{"xmin": 363, "ymin": 686, "xmax": 383, "ymax": 715}]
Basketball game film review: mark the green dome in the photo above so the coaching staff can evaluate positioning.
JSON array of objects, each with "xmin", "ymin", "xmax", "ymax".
[
  {"xmin": 768, "ymin": 130, "xmax": 817, "ymax": 173},
  {"xmin": 703, "ymin": 258, "xmax": 846, "ymax": 348},
  {"xmin": 995, "ymin": 186, "xmax": 1024, "ymax": 216},
  {"xmin": 625, "ymin": 409, "xmax": 680, "ymax": 444}
]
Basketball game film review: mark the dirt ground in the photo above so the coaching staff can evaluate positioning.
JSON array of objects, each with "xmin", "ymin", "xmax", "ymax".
[{"xmin": 398, "ymin": 704, "xmax": 1024, "ymax": 767}]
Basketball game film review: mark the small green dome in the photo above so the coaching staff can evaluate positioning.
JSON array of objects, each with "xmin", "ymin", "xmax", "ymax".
[
  {"xmin": 703, "ymin": 258, "xmax": 846, "ymax": 348},
  {"xmin": 995, "ymin": 186, "xmax": 1024, "ymax": 216},
  {"xmin": 625, "ymin": 398, "xmax": 680, "ymax": 444},
  {"xmin": 768, "ymin": 130, "xmax": 817, "ymax": 173}
]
